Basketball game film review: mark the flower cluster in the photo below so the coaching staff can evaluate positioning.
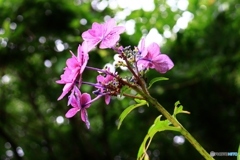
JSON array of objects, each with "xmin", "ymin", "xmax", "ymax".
[{"xmin": 56, "ymin": 18, "xmax": 174, "ymax": 129}]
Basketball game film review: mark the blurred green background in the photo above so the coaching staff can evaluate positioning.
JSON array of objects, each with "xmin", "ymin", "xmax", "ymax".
[{"xmin": 0, "ymin": 0, "xmax": 240, "ymax": 159}]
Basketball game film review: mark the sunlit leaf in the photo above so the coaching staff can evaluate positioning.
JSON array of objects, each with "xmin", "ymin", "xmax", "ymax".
[
  {"xmin": 137, "ymin": 115, "xmax": 180, "ymax": 160},
  {"xmin": 148, "ymin": 77, "xmax": 169, "ymax": 89},
  {"xmin": 134, "ymin": 95, "xmax": 148, "ymax": 106},
  {"xmin": 143, "ymin": 152, "xmax": 149, "ymax": 160}
]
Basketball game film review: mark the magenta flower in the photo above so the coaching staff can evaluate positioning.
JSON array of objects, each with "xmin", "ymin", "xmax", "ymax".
[
  {"xmin": 65, "ymin": 87, "xmax": 91, "ymax": 129},
  {"xmin": 95, "ymin": 72, "xmax": 116, "ymax": 105},
  {"xmin": 137, "ymin": 39, "xmax": 174, "ymax": 74},
  {"xmin": 82, "ymin": 18, "xmax": 125, "ymax": 50},
  {"xmin": 56, "ymin": 42, "xmax": 89, "ymax": 100}
]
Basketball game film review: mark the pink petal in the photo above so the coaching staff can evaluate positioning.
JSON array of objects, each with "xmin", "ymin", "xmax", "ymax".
[
  {"xmin": 96, "ymin": 75, "xmax": 105, "ymax": 83},
  {"xmin": 68, "ymin": 94, "xmax": 79, "ymax": 108},
  {"xmin": 105, "ymin": 95, "xmax": 111, "ymax": 105},
  {"xmin": 99, "ymin": 26, "xmax": 125, "ymax": 49},
  {"xmin": 74, "ymin": 86, "xmax": 82, "ymax": 97},
  {"xmin": 153, "ymin": 54, "xmax": 174, "ymax": 73},
  {"xmin": 112, "ymin": 26, "xmax": 125, "ymax": 34},
  {"xmin": 57, "ymin": 83, "xmax": 73, "ymax": 100},
  {"xmin": 82, "ymin": 31, "xmax": 101, "ymax": 50},
  {"xmin": 138, "ymin": 38, "xmax": 148, "ymax": 57},
  {"xmin": 80, "ymin": 41, "xmax": 90, "ymax": 53},
  {"xmin": 105, "ymin": 74, "xmax": 114, "ymax": 82},
  {"xmin": 99, "ymin": 34, "xmax": 120, "ymax": 49},
  {"xmin": 65, "ymin": 107, "xmax": 80, "ymax": 118},
  {"xmin": 56, "ymin": 67, "xmax": 75, "ymax": 84},
  {"xmin": 80, "ymin": 109, "xmax": 90, "ymax": 129},
  {"xmin": 147, "ymin": 42, "xmax": 160, "ymax": 58},
  {"xmin": 104, "ymin": 18, "xmax": 116, "ymax": 35},
  {"xmin": 77, "ymin": 42, "xmax": 89, "ymax": 73},
  {"xmin": 91, "ymin": 22, "xmax": 103, "ymax": 33},
  {"xmin": 67, "ymin": 89, "xmax": 75, "ymax": 106},
  {"xmin": 81, "ymin": 93, "xmax": 91, "ymax": 108},
  {"xmin": 56, "ymin": 79, "xmax": 65, "ymax": 84},
  {"xmin": 137, "ymin": 59, "xmax": 150, "ymax": 70},
  {"xmin": 66, "ymin": 57, "xmax": 77, "ymax": 68},
  {"xmin": 138, "ymin": 38, "xmax": 145, "ymax": 50}
]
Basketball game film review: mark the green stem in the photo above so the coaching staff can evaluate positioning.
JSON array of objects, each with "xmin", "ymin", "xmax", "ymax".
[{"xmin": 133, "ymin": 85, "xmax": 214, "ymax": 160}]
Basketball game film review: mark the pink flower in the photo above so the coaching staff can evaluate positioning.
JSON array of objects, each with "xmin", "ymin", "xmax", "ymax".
[
  {"xmin": 95, "ymin": 73, "xmax": 115, "ymax": 105},
  {"xmin": 56, "ymin": 42, "xmax": 89, "ymax": 100},
  {"xmin": 137, "ymin": 39, "xmax": 174, "ymax": 74},
  {"xmin": 65, "ymin": 87, "xmax": 91, "ymax": 129},
  {"xmin": 82, "ymin": 18, "xmax": 125, "ymax": 50}
]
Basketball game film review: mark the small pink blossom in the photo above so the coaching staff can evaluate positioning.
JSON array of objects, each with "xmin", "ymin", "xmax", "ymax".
[
  {"xmin": 96, "ymin": 73, "xmax": 115, "ymax": 105},
  {"xmin": 65, "ymin": 87, "xmax": 91, "ymax": 129},
  {"xmin": 137, "ymin": 38, "xmax": 174, "ymax": 74},
  {"xmin": 56, "ymin": 42, "xmax": 89, "ymax": 100},
  {"xmin": 82, "ymin": 18, "xmax": 125, "ymax": 50},
  {"xmin": 94, "ymin": 68, "xmax": 118, "ymax": 105}
]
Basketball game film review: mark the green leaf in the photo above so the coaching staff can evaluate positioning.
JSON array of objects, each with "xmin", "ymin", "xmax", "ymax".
[
  {"xmin": 137, "ymin": 115, "xmax": 180, "ymax": 160},
  {"xmin": 148, "ymin": 77, "xmax": 169, "ymax": 89},
  {"xmin": 118, "ymin": 101, "xmax": 147, "ymax": 129},
  {"xmin": 134, "ymin": 95, "xmax": 148, "ymax": 106},
  {"xmin": 134, "ymin": 97, "xmax": 144, "ymax": 104},
  {"xmin": 173, "ymin": 101, "xmax": 190, "ymax": 117}
]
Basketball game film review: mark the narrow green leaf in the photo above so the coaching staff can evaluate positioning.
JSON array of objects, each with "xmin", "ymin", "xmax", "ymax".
[
  {"xmin": 173, "ymin": 101, "xmax": 190, "ymax": 116},
  {"xmin": 148, "ymin": 77, "xmax": 169, "ymax": 89},
  {"xmin": 137, "ymin": 136, "xmax": 151, "ymax": 160},
  {"xmin": 134, "ymin": 97, "xmax": 145, "ymax": 104},
  {"xmin": 118, "ymin": 101, "xmax": 147, "ymax": 129},
  {"xmin": 137, "ymin": 115, "xmax": 181, "ymax": 160},
  {"xmin": 174, "ymin": 101, "xmax": 181, "ymax": 107},
  {"xmin": 135, "ymin": 99, "xmax": 148, "ymax": 107}
]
